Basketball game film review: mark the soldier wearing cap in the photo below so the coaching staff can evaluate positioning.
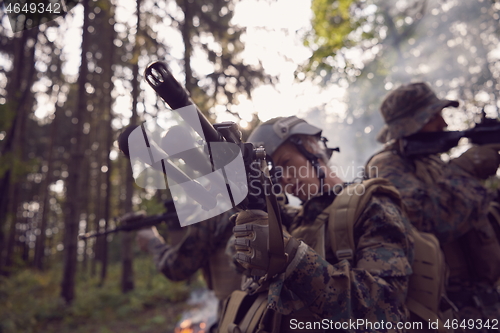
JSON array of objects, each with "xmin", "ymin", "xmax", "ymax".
[
  {"xmin": 227, "ymin": 116, "xmax": 414, "ymax": 332},
  {"xmin": 366, "ymin": 82, "xmax": 500, "ymax": 330}
]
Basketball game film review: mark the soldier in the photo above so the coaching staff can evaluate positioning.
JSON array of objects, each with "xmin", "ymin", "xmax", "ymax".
[
  {"xmin": 117, "ymin": 124, "xmax": 243, "ymax": 332},
  {"xmin": 365, "ymin": 82, "xmax": 500, "ymax": 331},
  {"xmin": 136, "ymin": 210, "xmax": 241, "ymax": 303},
  {"xmin": 225, "ymin": 116, "xmax": 414, "ymax": 332}
]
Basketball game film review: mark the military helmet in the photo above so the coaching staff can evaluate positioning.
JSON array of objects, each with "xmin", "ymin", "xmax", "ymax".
[
  {"xmin": 247, "ymin": 116, "xmax": 323, "ymax": 156},
  {"xmin": 377, "ymin": 82, "xmax": 459, "ymax": 143}
]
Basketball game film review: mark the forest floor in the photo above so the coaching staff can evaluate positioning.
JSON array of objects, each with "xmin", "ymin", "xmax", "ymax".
[{"xmin": 0, "ymin": 257, "xmax": 205, "ymax": 333}]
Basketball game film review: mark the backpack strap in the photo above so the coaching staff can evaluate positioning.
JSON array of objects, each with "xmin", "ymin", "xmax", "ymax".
[
  {"xmin": 238, "ymin": 293, "xmax": 269, "ymax": 333},
  {"xmin": 329, "ymin": 178, "xmax": 401, "ymax": 262},
  {"xmin": 219, "ymin": 290, "xmax": 276, "ymax": 333},
  {"xmin": 219, "ymin": 290, "xmax": 248, "ymax": 333}
]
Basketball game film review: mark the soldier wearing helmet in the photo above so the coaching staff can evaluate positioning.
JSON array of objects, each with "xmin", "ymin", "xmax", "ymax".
[
  {"xmin": 228, "ymin": 116, "xmax": 414, "ymax": 332},
  {"xmin": 366, "ymin": 82, "xmax": 500, "ymax": 330}
]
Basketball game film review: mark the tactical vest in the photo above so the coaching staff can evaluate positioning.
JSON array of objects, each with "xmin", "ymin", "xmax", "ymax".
[{"xmin": 218, "ymin": 179, "xmax": 452, "ymax": 333}]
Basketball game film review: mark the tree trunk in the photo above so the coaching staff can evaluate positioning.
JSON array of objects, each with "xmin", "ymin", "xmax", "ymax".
[
  {"xmin": 120, "ymin": 0, "xmax": 142, "ymax": 293},
  {"xmin": 180, "ymin": 0, "xmax": 195, "ymax": 91},
  {"xmin": 61, "ymin": 0, "xmax": 90, "ymax": 304},
  {"xmin": 3, "ymin": 25, "xmax": 39, "ymax": 271},
  {"xmin": 34, "ymin": 110, "xmax": 58, "ymax": 270}
]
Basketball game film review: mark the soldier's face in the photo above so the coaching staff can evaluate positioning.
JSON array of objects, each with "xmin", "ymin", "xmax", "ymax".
[
  {"xmin": 420, "ymin": 111, "xmax": 447, "ymax": 132},
  {"xmin": 272, "ymin": 142, "xmax": 322, "ymax": 202}
]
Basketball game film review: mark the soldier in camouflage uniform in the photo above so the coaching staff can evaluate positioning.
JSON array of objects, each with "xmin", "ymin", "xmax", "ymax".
[
  {"xmin": 366, "ymin": 82, "xmax": 500, "ymax": 331},
  {"xmin": 116, "ymin": 121, "xmax": 243, "ymax": 306},
  {"xmin": 230, "ymin": 116, "xmax": 414, "ymax": 332},
  {"xmin": 137, "ymin": 209, "xmax": 242, "ymax": 303}
]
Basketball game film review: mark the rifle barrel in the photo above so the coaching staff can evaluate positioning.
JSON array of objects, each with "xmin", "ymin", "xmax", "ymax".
[
  {"xmin": 144, "ymin": 62, "xmax": 223, "ymax": 143},
  {"xmin": 78, "ymin": 213, "xmax": 180, "ymax": 240}
]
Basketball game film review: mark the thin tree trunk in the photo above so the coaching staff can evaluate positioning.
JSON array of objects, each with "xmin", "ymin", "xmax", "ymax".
[
  {"xmin": 34, "ymin": 110, "xmax": 58, "ymax": 270},
  {"xmin": 99, "ymin": 4, "xmax": 115, "ymax": 285},
  {"xmin": 3, "ymin": 26, "xmax": 39, "ymax": 271},
  {"xmin": 180, "ymin": 0, "xmax": 195, "ymax": 91},
  {"xmin": 121, "ymin": 0, "xmax": 142, "ymax": 293},
  {"xmin": 61, "ymin": 0, "xmax": 90, "ymax": 304}
]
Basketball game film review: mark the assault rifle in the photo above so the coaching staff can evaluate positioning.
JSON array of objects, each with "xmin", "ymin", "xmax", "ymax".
[
  {"xmin": 118, "ymin": 61, "xmax": 287, "ymax": 279},
  {"xmin": 141, "ymin": 61, "xmax": 278, "ymax": 212},
  {"xmin": 79, "ymin": 200, "xmax": 182, "ymax": 240},
  {"xmin": 400, "ymin": 111, "xmax": 500, "ymax": 156}
]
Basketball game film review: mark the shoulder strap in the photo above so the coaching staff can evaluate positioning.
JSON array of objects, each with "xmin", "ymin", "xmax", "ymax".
[
  {"xmin": 219, "ymin": 290, "xmax": 274, "ymax": 333},
  {"xmin": 328, "ymin": 178, "xmax": 401, "ymax": 262},
  {"xmin": 238, "ymin": 293, "xmax": 268, "ymax": 333},
  {"xmin": 219, "ymin": 290, "xmax": 248, "ymax": 333}
]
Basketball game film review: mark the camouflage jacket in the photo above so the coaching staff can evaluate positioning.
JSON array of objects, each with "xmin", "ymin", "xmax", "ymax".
[
  {"xmin": 365, "ymin": 145, "xmax": 500, "ymax": 321},
  {"xmin": 267, "ymin": 189, "xmax": 414, "ymax": 331},
  {"xmin": 365, "ymin": 145, "xmax": 493, "ymax": 244},
  {"xmin": 147, "ymin": 210, "xmax": 242, "ymax": 300}
]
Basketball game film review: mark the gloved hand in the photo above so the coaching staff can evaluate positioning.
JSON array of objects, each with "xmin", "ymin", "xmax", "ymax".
[
  {"xmin": 451, "ymin": 144, "xmax": 500, "ymax": 179},
  {"xmin": 136, "ymin": 226, "xmax": 164, "ymax": 252},
  {"xmin": 232, "ymin": 210, "xmax": 300, "ymax": 277}
]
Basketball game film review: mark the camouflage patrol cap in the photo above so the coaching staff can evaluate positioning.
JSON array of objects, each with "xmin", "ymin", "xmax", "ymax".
[
  {"xmin": 247, "ymin": 116, "xmax": 322, "ymax": 156},
  {"xmin": 377, "ymin": 82, "xmax": 459, "ymax": 143}
]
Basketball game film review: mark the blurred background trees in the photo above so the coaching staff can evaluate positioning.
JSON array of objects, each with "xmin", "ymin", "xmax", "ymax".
[
  {"xmin": 0, "ymin": 0, "xmax": 269, "ymax": 304},
  {"xmin": 301, "ymin": 0, "xmax": 500, "ymax": 169}
]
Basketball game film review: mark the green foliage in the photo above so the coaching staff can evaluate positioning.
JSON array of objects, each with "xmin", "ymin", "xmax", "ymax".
[
  {"xmin": 303, "ymin": 0, "xmax": 361, "ymax": 74},
  {"xmin": 0, "ymin": 257, "xmax": 199, "ymax": 333}
]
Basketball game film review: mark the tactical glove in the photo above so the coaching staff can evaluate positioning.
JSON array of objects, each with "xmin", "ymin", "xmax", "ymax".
[
  {"xmin": 232, "ymin": 210, "xmax": 300, "ymax": 277},
  {"xmin": 451, "ymin": 144, "xmax": 500, "ymax": 179}
]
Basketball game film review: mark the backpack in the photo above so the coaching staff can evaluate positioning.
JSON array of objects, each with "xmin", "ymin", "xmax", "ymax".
[
  {"xmin": 328, "ymin": 178, "xmax": 454, "ymax": 333},
  {"xmin": 218, "ymin": 289, "xmax": 279, "ymax": 333}
]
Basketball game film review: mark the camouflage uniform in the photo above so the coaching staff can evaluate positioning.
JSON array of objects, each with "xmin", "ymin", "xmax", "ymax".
[
  {"xmin": 266, "ymin": 189, "xmax": 414, "ymax": 332},
  {"xmin": 367, "ymin": 82, "xmax": 500, "ymax": 330},
  {"xmin": 147, "ymin": 210, "xmax": 242, "ymax": 301},
  {"xmin": 232, "ymin": 116, "xmax": 415, "ymax": 332}
]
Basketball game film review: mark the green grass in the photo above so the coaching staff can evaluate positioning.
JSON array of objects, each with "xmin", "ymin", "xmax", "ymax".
[{"xmin": 0, "ymin": 257, "xmax": 204, "ymax": 333}]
